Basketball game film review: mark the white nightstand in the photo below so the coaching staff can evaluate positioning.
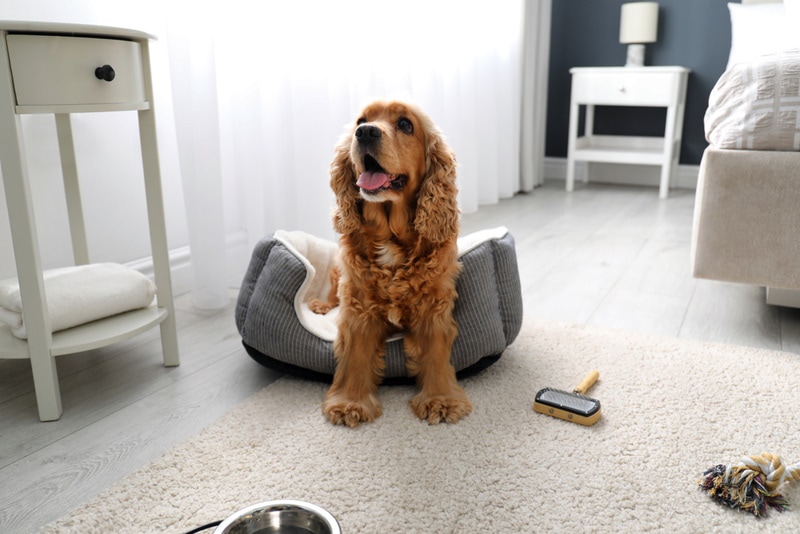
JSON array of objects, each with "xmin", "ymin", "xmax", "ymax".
[
  {"xmin": 565, "ymin": 66, "xmax": 690, "ymax": 199},
  {"xmin": 0, "ymin": 22, "xmax": 179, "ymax": 421}
]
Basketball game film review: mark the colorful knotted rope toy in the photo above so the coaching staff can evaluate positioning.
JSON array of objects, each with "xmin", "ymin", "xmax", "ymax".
[{"xmin": 699, "ymin": 453, "xmax": 800, "ymax": 517}]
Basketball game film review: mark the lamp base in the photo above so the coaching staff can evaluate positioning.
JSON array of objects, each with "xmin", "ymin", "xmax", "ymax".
[{"xmin": 625, "ymin": 44, "xmax": 646, "ymax": 67}]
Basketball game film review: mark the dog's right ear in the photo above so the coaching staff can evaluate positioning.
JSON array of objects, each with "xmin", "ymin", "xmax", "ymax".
[{"xmin": 329, "ymin": 130, "xmax": 361, "ymax": 235}]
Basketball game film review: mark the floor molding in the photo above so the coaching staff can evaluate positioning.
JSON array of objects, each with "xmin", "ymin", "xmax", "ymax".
[
  {"xmin": 126, "ymin": 230, "xmax": 249, "ymax": 297},
  {"xmin": 544, "ymin": 156, "xmax": 699, "ymax": 191},
  {"xmin": 129, "ymin": 159, "xmax": 701, "ymax": 297}
]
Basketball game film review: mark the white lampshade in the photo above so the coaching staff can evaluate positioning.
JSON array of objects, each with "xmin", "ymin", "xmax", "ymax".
[{"xmin": 619, "ymin": 2, "xmax": 659, "ymax": 44}]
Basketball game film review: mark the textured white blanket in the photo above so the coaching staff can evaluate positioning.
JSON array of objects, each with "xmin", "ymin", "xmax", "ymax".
[
  {"xmin": 706, "ymin": 48, "xmax": 800, "ymax": 150},
  {"xmin": 0, "ymin": 263, "xmax": 156, "ymax": 339}
]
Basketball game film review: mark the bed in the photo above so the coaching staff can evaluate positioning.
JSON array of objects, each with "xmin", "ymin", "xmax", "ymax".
[
  {"xmin": 235, "ymin": 228, "xmax": 523, "ymax": 382},
  {"xmin": 691, "ymin": 0, "xmax": 800, "ymax": 307}
]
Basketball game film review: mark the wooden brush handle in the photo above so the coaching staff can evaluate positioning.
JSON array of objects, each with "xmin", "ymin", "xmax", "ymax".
[{"xmin": 573, "ymin": 370, "xmax": 599, "ymax": 395}]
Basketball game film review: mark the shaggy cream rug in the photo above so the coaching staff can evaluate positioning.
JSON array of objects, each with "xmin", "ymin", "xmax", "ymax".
[{"xmin": 44, "ymin": 319, "xmax": 800, "ymax": 533}]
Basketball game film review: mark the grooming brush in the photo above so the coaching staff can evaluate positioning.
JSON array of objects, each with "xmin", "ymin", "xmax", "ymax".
[{"xmin": 533, "ymin": 371, "xmax": 601, "ymax": 426}]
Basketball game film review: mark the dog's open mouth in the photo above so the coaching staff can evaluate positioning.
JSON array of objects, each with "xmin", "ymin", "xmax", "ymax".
[{"xmin": 356, "ymin": 155, "xmax": 407, "ymax": 194}]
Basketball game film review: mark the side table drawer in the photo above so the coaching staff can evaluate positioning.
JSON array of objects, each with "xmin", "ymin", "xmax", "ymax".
[
  {"xmin": 6, "ymin": 34, "xmax": 146, "ymax": 107},
  {"xmin": 571, "ymin": 71, "xmax": 677, "ymax": 106}
]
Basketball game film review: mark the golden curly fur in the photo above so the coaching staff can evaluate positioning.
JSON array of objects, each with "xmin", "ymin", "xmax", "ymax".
[{"xmin": 314, "ymin": 100, "xmax": 470, "ymax": 427}]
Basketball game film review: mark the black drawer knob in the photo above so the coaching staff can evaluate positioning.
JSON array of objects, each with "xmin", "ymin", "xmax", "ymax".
[{"xmin": 95, "ymin": 65, "xmax": 116, "ymax": 82}]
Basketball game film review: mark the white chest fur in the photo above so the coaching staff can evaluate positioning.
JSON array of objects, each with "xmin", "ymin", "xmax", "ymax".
[{"xmin": 374, "ymin": 242, "xmax": 403, "ymax": 267}]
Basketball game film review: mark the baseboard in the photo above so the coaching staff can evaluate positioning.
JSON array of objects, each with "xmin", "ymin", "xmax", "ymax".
[
  {"xmin": 126, "ymin": 245, "xmax": 193, "ymax": 296},
  {"xmin": 130, "ymin": 156, "xmax": 701, "ymax": 298},
  {"xmin": 127, "ymin": 230, "xmax": 249, "ymax": 297},
  {"xmin": 544, "ymin": 157, "xmax": 699, "ymax": 191}
]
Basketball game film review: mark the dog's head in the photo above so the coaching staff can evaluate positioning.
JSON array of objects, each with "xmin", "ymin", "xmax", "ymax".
[{"xmin": 330, "ymin": 100, "xmax": 459, "ymax": 244}]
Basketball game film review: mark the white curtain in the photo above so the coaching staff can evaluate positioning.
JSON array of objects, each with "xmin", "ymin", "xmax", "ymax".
[{"xmin": 164, "ymin": 0, "xmax": 550, "ymax": 309}]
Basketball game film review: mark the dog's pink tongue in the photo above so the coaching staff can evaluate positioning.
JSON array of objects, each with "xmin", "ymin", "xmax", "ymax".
[{"xmin": 357, "ymin": 171, "xmax": 390, "ymax": 191}]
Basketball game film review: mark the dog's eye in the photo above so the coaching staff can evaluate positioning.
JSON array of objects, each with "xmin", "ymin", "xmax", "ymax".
[
  {"xmin": 397, "ymin": 118, "xmax": 413, "ymax": 134},
  {"xmin": 356, "ymin": 117, "xmax": 366, "ymax": 125}
]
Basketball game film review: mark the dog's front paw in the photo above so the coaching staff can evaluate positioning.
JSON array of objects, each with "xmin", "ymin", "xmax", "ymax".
[
  {"xmin": 410, "ymin": 390, "xmax": 472, "ymax": 424},
  {"xmin": 309, "ymin": 299, "xmax": 334, "ymax": 314},
  {"xmin": 322, "ymin": 392, "xmax": 382, "ymax": 427}
]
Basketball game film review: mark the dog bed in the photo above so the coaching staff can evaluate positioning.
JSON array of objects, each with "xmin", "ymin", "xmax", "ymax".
[{"xmin": 235, "ymin": 227, "xmax": 522, "ymax": 383}]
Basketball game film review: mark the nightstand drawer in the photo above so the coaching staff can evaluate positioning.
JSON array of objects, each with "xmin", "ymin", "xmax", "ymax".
[
  {"xmin": 6, "ymin": 34, "xmax": 145, "ymax": 107},
  {"xmin": 571, "ymin": 71, "xmax": 676, "ymax": 106}
]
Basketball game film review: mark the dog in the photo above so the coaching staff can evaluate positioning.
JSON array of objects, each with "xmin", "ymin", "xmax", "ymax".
[{"xmin": 312, "ymin": 100, "xmax": 470, "ymax": 427}]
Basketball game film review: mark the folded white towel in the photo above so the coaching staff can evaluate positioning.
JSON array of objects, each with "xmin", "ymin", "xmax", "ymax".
[{"xmin": 0, "ymin": 263, "xmax": 157, "ymax": 339}]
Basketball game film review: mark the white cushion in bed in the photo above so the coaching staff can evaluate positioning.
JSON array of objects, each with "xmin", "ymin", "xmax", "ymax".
[{"xmin": 275, "ymin": 226, "xmax": 511, "ymax": 343}]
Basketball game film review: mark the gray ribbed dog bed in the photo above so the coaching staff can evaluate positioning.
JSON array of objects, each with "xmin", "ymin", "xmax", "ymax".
[{"xmin": 235, "ymin": 227, "xmax": 522, "ymax": 384}]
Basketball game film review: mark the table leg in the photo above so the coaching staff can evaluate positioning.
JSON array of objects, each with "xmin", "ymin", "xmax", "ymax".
[
  {"xmin": 660, "ymin": 104, "xmax": 679, "ymax": 199},
  {"xmin": 0, "ymin": 44, "xmax": 61, "ymax": 420},
  {"xmin": 55, "ymin": 113, "xmax": 90, "ymax": 265},
  {"xmin": 566, "ymin": 102, "xmax": 579, "ymax": 192},
  {"xmin": 138, "ymin": 41, "xmax": 179, "ymax": 367}
]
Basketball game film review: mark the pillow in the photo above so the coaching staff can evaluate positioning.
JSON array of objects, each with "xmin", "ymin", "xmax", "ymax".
[
  {"xmin": 787, "ymin": 0, "xmax": 800, "ymax": 45},
  {"xmin": 727, "ymin": 2, "xmax": 792, "ymax": 70}
]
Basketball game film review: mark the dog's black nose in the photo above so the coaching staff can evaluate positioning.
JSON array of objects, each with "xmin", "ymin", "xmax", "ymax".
[{"xmin": 355, "ymin": 124, "xmax": 381, "ymax": 144}]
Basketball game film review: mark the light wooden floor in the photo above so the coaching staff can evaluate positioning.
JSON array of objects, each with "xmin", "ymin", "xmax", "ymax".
[{"xmin": 2, "ymin": 180, "xmax": 799, "ymax": 533}]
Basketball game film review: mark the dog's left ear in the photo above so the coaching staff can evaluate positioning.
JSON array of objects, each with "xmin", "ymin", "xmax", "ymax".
[
  {"xmin": 329, "ymin": 129, "xmax": 361, "ymax": 235},
  {"xmin": 415, "ymin": 131, "xmax": 459, "ymax": 244}
]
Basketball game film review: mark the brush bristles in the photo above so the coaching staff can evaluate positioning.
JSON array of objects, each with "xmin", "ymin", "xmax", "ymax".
[{"xmin": 535, "ymin": 388, "xmax": 599, "ymax": 416}]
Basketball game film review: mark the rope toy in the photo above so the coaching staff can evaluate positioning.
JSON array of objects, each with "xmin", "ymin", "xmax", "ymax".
[{"xmin": 699, "ymin": 453, "xmax": 800, "ymax": 517}]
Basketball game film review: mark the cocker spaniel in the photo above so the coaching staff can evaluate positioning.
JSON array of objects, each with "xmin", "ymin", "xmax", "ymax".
[{"xmin": 313, "ymin": 100, "xmax": 470, "ymax": 427}]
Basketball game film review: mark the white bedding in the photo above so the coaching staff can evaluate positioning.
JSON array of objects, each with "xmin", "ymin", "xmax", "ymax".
[{"xmin": 705, "ymin": 48, "xmax": 800, "ymax": 151}]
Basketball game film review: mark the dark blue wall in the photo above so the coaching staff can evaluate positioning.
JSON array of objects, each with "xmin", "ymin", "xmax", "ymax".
[{"xmin": 546, "ymin": 0, "xmax": 731, "ymax": 165}]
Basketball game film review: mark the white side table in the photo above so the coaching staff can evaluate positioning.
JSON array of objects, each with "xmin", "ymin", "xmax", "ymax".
[
  {"xmin": 0, "ymin": 21, "xmax": 179, "ymax": 421},
  {"xmin": 565, "ymin": 66, "xmax": 690, "ymax": 199}
]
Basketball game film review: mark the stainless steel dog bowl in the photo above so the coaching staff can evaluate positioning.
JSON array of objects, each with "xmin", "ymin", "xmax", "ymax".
[{"xmin": 213, "ymin": 500, "xmax": 341, "ymax": 534}]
